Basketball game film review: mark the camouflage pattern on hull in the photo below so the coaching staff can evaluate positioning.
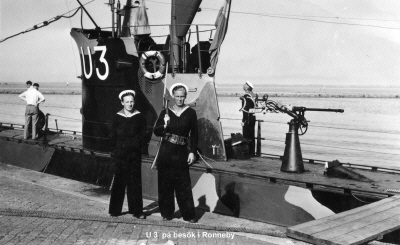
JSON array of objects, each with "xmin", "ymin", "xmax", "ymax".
[{"xmin": 0, "ymin": 138, "xmax": 376, "ymax": 227}]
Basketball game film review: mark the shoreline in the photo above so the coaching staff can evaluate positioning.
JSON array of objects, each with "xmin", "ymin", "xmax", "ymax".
[{"xmin": 1, "ymin": 90, "xmax": 399, "ymax": 98}]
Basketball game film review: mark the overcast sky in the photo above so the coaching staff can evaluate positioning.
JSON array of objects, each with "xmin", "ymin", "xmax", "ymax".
[{"xmin": 1, "ymin": 0, "xmax": 400, "ymax": 85}]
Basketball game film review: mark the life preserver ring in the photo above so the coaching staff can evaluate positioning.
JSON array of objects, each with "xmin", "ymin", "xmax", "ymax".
[{"xmin": 139, "ymin": 51, "xmax": 166, "ymax": 80}]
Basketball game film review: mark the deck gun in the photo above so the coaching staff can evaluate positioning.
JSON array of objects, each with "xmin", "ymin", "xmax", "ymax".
[
  {"xmin": 283, "ymin": 106, "xmax": 344, "ymax": 135},
  {"xmin": 260, "ymin": 97, "xmax": 344, "ymax": 173},
  {"xmin": 280, "ymin": 105, "xmax": 344, "ymax": 173}
]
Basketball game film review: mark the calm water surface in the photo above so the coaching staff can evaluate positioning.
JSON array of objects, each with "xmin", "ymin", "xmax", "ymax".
[{"xmin": 1, "ymin": 94, "xmax": 399, "ymax": 169}]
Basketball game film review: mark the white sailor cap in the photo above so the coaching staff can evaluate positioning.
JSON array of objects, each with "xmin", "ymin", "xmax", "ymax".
[
  {"xmin": 119, "ymin": 90, "xmax": 136, "ymax": 100},
  {"xmin": 245, "ymin": 81, "xmax": 254, "ymax": 89},
  {"xmin": 170, "ymin": 83, "xmax": 189, "ymax": 97}
]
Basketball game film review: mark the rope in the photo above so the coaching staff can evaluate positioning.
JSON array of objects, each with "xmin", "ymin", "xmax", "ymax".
[
  {"xmin": 0, "ymin": 113, "xmax": 24, "ymax": 117},
  {"xmin": 146, "ymin": 0, "xmax": 400, "ymax": 31},
  {"xmin": 351, "ymin": 193, "xmax": 373, "ymax": 204},
  {"xmin": 262, "ymin": 139, "xmax": 400, "ymax": 156},
  {"xmin": 0, "ymin": 208, "xmax": 287, "ymax": 238},
  {"xmin": 220, "ymin": 117, "xmax": 242, "ymax": 121},
  {"xmin": 50, "ymin": 114, "xmax": 111, "ymax": 125},
  {"xmin": 0, "ymin": 0, "xmax": 96, "ymax": 44},
  {"xmin": 368, "ymin": 241, "xmax": 396, "ymax": 245},
  {"xmin": 0, "ymin": 7, "xmax": 82, "ymax": 44},
  {"xmin": 1, "ymin": 114, "xmax": 399, "ymax": 156},
  {"xmin": 0, "ymin": 102, "xmax": 81, "ymax": 109},
  {"xmin": 1, "ymin": 106, "xmax": 398, "ymax": 134},
  {"xmin": 368, "ymin": 241, "xmax": 398, "ymax": 245},
  {"xmin": 220, "ymin": 117, "xmax": 400, "ymax": 135},
  {"xmin": 197, "ymin": 151, "xmax": 214, "ymax": 169},
  {"xmin": 199, "ymin": 153, "xmax": 217, "ymax": 163},
  {"xmin": 52, "ymin": 115, "xmax": 81, "ymax": 121}
]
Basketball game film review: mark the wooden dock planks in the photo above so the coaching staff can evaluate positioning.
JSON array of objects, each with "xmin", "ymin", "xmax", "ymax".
[{"xmin": 287, "ymin": 195, "xmax": 400, "ymax": 245}]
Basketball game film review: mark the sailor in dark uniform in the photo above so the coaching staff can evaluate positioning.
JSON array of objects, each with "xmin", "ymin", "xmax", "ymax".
[
  {"xmin": 241, "ymin": 81, "xmax": 256, "ymax": 156},
  {"xmin": 109, "ymin": 90, "xmax": 147, "ymax": 219},
  {"xmin": 154, "ymin": 83, "xmax": 198, "ymax": 223}
]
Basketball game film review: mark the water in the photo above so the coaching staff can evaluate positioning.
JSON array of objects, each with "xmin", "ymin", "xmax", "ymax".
[
  {"xmin": 216, "ymin": 84, "xmax": 400, "ymax": 97},
  {"xmin": 1, "ymin": 94, "xmax": 399, "ymax": 169}
]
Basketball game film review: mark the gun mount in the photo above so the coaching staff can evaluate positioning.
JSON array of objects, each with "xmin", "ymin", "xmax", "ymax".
[
  {"xmin": 280, "ymin": 106, "xmax": 344, "ymax": 173},
  {"xmin": 239, "ymin": 94, "xmax": 344, "ymax": 172}
]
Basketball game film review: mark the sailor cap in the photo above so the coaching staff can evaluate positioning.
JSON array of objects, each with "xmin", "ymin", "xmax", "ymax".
[
  {"xmin": 119, "ymin": 90, "xmax": 136, "ymax": 100},
  {"xmin": 170, "ymin": 83, "xmax": 189, "ymax": 97},
  {"xmin": 245, "ymin": 81, "xmax": 254, "ymax": 89}
]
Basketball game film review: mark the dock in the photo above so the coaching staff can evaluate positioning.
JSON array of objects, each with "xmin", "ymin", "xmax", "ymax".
[
  {"xmin": 0, "ymin": 163, "xmax": 292, "ymax": 245},
  {"xmin": 287, "ymin": 195, "xmax": 400, "ymax": 245}
]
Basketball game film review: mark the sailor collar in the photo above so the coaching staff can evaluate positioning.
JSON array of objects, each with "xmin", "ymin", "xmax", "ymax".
[
  {"xmin": 245, "ymin": 91, "xmax": 255, "ymax": 98},
  {"xmin": 169, "ymin": 105, "xmax": 190, "ymax": 117},
  {"xmin": 117, "ymin": 109, "xmax": 141, "ymax": 118}
]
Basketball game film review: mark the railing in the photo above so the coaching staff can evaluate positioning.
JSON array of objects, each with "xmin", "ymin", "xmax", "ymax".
[{"xmin": 1, "ymin": 108, "xmax": 400, "ymax": 170}]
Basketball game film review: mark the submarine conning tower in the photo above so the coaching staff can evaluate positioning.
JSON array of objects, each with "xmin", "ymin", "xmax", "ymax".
[{"xmin": 71, "ymin": 0, "xmax": 227, "ymax": 160}]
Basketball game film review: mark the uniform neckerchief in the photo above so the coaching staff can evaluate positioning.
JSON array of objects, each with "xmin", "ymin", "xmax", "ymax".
[
  {"xmin": 169, "ymin": 105, "xmax": 189, "ymax": 117},
  {"xmin": 244, "ymin": 91, "xmax": 255, "ymax": 98},
  {"xmin": 117, "ymin": 109, "xmax": 141, "ymax": 118}
]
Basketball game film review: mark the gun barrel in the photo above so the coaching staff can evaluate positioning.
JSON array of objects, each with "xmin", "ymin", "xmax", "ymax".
[{"xmin": 292, "ymin": 107, "xmax": 344, "ymax": 113}]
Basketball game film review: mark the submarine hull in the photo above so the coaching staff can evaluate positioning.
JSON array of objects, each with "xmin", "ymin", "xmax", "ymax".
[{"xmin": 0, "ymin": 131, "xmax": 389, "ymax": 227}]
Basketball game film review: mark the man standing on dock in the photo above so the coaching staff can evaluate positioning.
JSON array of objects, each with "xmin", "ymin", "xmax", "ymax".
[
  {"xmin": 153, "ymin": 83, "xmax": 198, "ymax": 223},
  {"xmin": 241, "ymin": 81, "xmax": 256, "ymax": 156},
  {"xmin": 18, "ymin": 81, "xmax": 45, "ymax": 140},
  {"xmin": 109, "ymin": 90, "xmax": 147, "ymax": 219}
]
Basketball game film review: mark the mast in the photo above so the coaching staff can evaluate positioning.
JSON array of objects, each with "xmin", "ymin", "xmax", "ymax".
[
  {"xmin": 110, "ymin": 0, "xmax": 115, "ymax": 37},
  {"xmin": 170, "ymin": 0, "xmax": 202, "ymax": 73},
  {"xmin": 170, "ymin": 0, "xmax": 180, "ymax": 73}
]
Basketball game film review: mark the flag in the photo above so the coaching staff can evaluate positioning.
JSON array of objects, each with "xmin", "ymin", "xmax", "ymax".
[{"xmin": 208, "ymin": 0, "xmax": 232, "ymax": 75}]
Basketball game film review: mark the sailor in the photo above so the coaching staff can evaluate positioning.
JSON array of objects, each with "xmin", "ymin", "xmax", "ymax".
[
  {"xmin": 29, "ymin": 83, "xmax": 45, "ymax": 138},
  {"xmin": 153, "ymin": 83, "xmax": 198, "ymax": 223},
  {"xmin": 241, "ymin": 81, "xmax": 256, "ymax": 156},
  {"xmin": 109, "ymin": 90, "xmax": 147, "ymax": 219},
  {"xmin": 18, "ymin": 81, "xmax": 45, "ymax": 140}
]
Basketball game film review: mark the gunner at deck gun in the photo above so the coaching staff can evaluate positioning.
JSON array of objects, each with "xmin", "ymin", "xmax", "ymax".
[
  {"xmin": 240, "ymin": 81, "xmax": 256, "ymax": 156},
  {"xmin": 239, "ymin": 84, "xmax": 292, "ymax": 156}
]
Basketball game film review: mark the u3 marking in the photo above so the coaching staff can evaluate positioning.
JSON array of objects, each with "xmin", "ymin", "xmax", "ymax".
[{"xmin": 80, "ymin": 46, "xmax": 109, "ymax": 80}]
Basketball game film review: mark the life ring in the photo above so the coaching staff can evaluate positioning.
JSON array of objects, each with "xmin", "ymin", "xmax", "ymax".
[{"xmin": 139, "ymin": 51, "xmax": 166, "ymax": 80}]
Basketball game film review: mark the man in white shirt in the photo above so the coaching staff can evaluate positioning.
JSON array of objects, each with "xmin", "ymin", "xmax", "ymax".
[{"xmin": 18, "ymin": 82, "xmax": 45, "ymax": 139}]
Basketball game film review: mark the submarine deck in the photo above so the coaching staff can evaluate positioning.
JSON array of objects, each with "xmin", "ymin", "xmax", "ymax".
[{"xmin": 1, "ymin": 123, "xmax": 399, "ymax": 199}]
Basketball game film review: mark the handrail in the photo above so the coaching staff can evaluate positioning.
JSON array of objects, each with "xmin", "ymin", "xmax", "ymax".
[
  {"xmin": 196, "ymin": 25, "xmax": 202, "ymax": 77},
  {"xmin": 1, "ymin": 112, "xmax": 399, "ymax": 158}
]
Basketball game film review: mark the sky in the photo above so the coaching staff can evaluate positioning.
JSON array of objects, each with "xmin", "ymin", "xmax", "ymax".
[{"xmin": 1, "ymin": 0, "xmax": 400, "ymax": 86}]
